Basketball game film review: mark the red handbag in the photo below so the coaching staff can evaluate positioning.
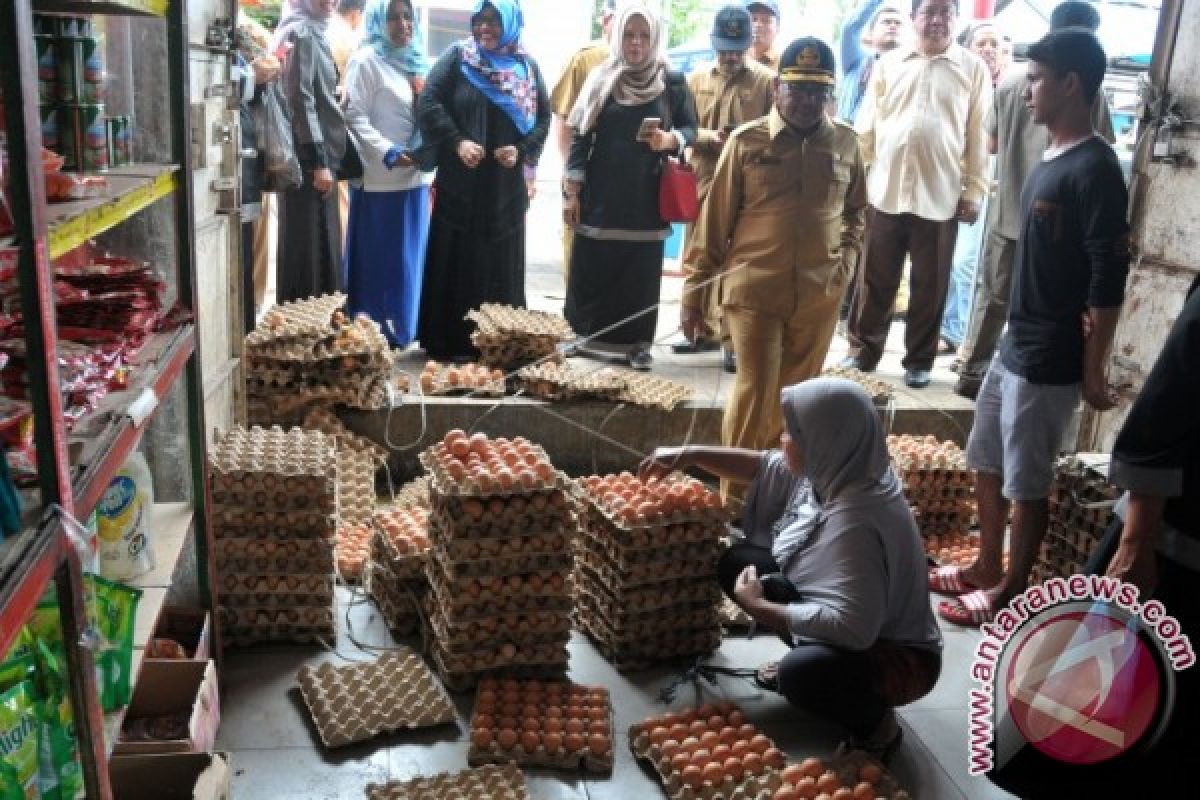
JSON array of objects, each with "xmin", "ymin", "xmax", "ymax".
[{"xmin": 659, "ymin": 154, "xmax": 699, "ymax": 223}]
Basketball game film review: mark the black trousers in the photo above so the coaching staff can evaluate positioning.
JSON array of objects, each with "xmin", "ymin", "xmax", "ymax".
[{"xmin": 718, "ymin": 543, "xmax": 941, "ymax": 739}]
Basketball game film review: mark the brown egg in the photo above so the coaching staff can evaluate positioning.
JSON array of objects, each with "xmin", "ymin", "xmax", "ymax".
[
  {"xmin": 497, "ymin": 728, "xmax": 518, "ymax": 749},
  {"xmin": 648, "ymin": 726, "xmax": 671, "ymax": 746},
  {"xmin": 831, "ymin": 789, "xmax": 854, "ymax": 800},
  {"xmin": 737, "ymin": 723, "xmax": 757, "ymax": 740},
  {"xmin": 852, "ymin": 783, "xmax": 875, "ymax": 800},
  {"xmin": 741, "ymin": 752, "xmax": 763, "ymax": 776},
  {"xmin": 763, "ymin": 747, "xmax": 786, "ymax": 769},
  {"xmin": 660, "ymin": 741, "xmax": 681, "ymax": 762},
  {"xmin": 669, "ymin": 724, "xmax": 689, "ymax": 742},
  {"xmin": 858, "ymin": 764, "xmax": 882, "ymax": 785},
  {"xmin": 816, "ymin": 772, "xmax": 842, "ymax": 794},
  {"xmin": 701, "ymin": 761, "xmax": 724, "ymax": 786},
  {"xmin": 543, "ymin": 717, "xmax": 563, "ymax": 735},
  {"xmin": 717, "ymin": 726, "xmax": 739, "ymax": 746},
  {"xmin": 699, "ymin": 731, "xmax": 720, "ymax": 750},
  {"xmin": 588, "ymin": 733, "xmax": 610, "ymax": 757},
  {"xmin": 522, "ymin": 717, "xmax": 540, "ymax": 733},
  {"xmin": 474, "ymin": 713, "xmax": 494, "ymax": 730},
  {"xmin": 543, "ymin": 732, "xmax": 563, "ymax": 754},
  {"xmin": 681, "ymin": 765, "xmax": 704, "ymax": 789},
  {"xmin": 670, "ymin": 751, "xmax": 691, "ymax": 773},
  {"xmin": 471, "ymin": 728, "xmax": 494, "ymax": 748},
  {"xmin": 781, "ymin": 764, "xmax": 807, "ymax": 785},
  {"xmin": 774, "ymin": 788, "xmax": 798, "ymax": 800},
  {"xmin": 726, "ymin": 709, "xmax": 746, "ymax": 727},
  {"xmin": 730, "ymin": 740, "xmax": 750, "ymax": 758},
  {"xmin": 689, "ymin": 720, "xmax": 708, "ymax": 737},
  {"xmin": 564, "ymin": 718, "xmax": 585, "ymax": 735},
  {"xmin": 793, "ymin": 777, "xmax": 818, "ymax": 799},
  {"xmin": 564, "ymin": 733, "xmax": 585, "ymax": 753},
  {"xmin": 587, "ymin": 720, "xmax": 608, "ymax": 736},
  {"xmin": 749, "ymin": 734, "xmax": 772, "ymax": 755},
  {"xmin": 680, "ymin": 736, "xmax": 701, "ymax": 752},
  {"xmin": 587, "ymin": 705, "xmax": 608, "ymax": 722},
  {"xmin": 723, "ymin": 756, "xmax": 744, "ymax": 782},
  {"xmin": 690, "ymin": 748, "xmax": 711, "ymax": 769},
  {"xmin": 799, "ymin": 757, "xmax": 826, "ymax": 779}
]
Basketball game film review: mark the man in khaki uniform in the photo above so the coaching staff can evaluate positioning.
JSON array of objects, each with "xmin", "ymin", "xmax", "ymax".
[
  {"xmin": 550, "ymin": 0, "xmax": 616, "ymax": 280},
  {"xmin": 747, "ymin": 2, "xmax": 782, "ymax": 72},
  {"xmin": 684, "ymin": 38, "xmax": 867, "ymax": 500},
  {"xmin": 673, "ymin": 4, "xmax": 775, "ymax": 363}
]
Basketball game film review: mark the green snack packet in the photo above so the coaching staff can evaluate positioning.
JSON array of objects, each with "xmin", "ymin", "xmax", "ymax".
[
  {"xmin": 0, "ymin": 682, "xmax": 41, "ymax": 799},
  {"xmin": 89, "ymin": 576, "xmax": 141, "ymax": 711},
  {"xmin": 31, "ymin": 643, "xmax": 82, "ymax": 800},
  {"xmin": 0, "ymin": 631, "xmax": 36, "ymax": 694}
]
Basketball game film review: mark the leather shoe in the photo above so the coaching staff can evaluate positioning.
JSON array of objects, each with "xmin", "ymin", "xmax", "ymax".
[
  {"xmin": 904, "ymin": 368, "xmax": 932, "ymax": 389},
  {"xmin": 671, "ymin": 338, "xmax": 720, "ymax": 354},
  {"xmin": 954, "ymin": 375, "xmax": 982, "ymax": 400},
  {"xmin": 837, "ymin": 355, "xmax": 874, "ymax": 372},
  {"xmin": 628, "ymin": 347, "xmax": 653, "ymax": 371},
  {"xmin": 722, "ymin": 349, "xmax": 736, "ymax": 373}
]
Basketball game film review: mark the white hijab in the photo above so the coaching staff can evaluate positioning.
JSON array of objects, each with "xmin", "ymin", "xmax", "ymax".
[{"xmin": 567, "ymin": 4, "xmax": 668, "ymax": 135}]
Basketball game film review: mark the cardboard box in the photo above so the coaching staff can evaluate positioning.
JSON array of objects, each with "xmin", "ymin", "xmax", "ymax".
[
  {"xmin": 115, "ymin": 660, "xmax": 220, "ymax": 755},
  {"xmin": 111, "ymin": 752, "xmax": 231, "ymax": 800},
  {"xmin": 151, "ymin": 606, "xmax": 213, "ymax": 662}
]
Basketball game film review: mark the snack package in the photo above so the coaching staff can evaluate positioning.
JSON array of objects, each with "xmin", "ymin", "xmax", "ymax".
[
  {"xmin": 31, "ymin": 642, "xmax": 82, "ymax": 800},
  {"xmin": 0, "ymin": 682, "xmax": 41, "ymax": 799},
  {"xmin": 87, "ymin": 576, "xmax": 140, "ymax": 710}
]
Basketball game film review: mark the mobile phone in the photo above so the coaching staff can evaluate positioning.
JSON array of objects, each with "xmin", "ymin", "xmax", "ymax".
[{"xmin": 636, "ymin": 117, "xmax": 662, "ymax": 142}]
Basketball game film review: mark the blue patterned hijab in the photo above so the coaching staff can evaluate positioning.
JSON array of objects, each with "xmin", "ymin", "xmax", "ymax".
[
  {"xmin": 458, "ymin": 0, "xmax": 538, "ymax": 135},
  {"xmin": 362, "ymin": 0, "xmax": 430, "ymax": 77}
]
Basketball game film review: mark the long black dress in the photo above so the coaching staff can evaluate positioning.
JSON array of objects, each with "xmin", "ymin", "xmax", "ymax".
[
  {"xmin": 416, "ymin": 45, "xmax": 551, "ymax": 362},
  {"xmin": 564, "ymin": 72, "xmax": 697, "ymax": 348}
]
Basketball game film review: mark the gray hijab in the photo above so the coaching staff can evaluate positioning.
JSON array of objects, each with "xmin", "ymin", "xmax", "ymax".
[{"xmin": 772, "ymin": 377, "xmax": 904, "ymax": 566}]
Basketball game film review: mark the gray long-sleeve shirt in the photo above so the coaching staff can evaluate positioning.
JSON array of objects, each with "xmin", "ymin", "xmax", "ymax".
[{"xmin": 743, "ymin": 452, "xmax": 942, "ymax": 654}]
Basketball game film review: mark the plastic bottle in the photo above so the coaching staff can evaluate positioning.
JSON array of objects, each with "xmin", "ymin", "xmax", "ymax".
[{"xmin": 97, "ymin": 451, "xmax": 156, "ymax": 581}]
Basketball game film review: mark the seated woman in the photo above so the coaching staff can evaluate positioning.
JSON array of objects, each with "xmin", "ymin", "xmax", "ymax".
[{"xmin": 640, "ymin": 377, "xmax": 942, "ymax": 758}]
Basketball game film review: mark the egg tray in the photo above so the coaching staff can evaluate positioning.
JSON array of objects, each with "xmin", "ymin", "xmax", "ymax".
[
  {"xmin": 302, "ymin": 406, "xmax": 390, "ymax": 465},
  {"xmin": 425, "ymin": 604, "xmax": 572, "ymax": 656},
  {"xmin": 821, "ymin": 366, "xmax": 894, "ymax": 404},
  {"xmin": 429, "ymin": 637, "xmax": 569, "ymax": 676},
  {"xmin": 578, "ymin": 480, "xmax": 729, "ymax": 534},
  {"xmin": 215, "ymin": 535, "xmax": 335, "ymax": 562},
  {"xmin": 213, "ymin": 508, "xmax": 338, "ymax": 533},
  {"xmin": 217, "ymin": 554, "xmax": 336, "ymax": 576},
  {"xmin": 574, "ymin": 586, "xmax": 719, "ymax": 638},
  {"xmin": 223, "ymin": 624, "xmax": 337, "ymax": 647},
  {"xmin": 209, "ymin": 425, "xmax": 339, "ymax": 473},
  {"xmin": 392, "ymin": 475, "xmax": 433, "ymax": 510},
  {"xmin": 516, "ymin": 362, "xmax": 627, "ymax": 402},
  {"xmin": 629, "ymin": 704, "xmax": 787, "ymax": 800},
  {"xmin": 219, "ymin": 605, "xmax": 335, "ymax": 628},
  {"xmin": 370, "ymin": 533, "xmax": 429, "ymax": 583},
  {"xmin": 427, "ymin": 571, "xmax": 574, "ymax": 619},
  {"xmin": 924, "ymin": 532, "xmax": 981, "ymax": 566},
  {"xmin": 248, "ymin": 293, "xmax": 348, "ymax": 346},
  {"xmin": 413, "ymin": 361, "xmax": 508, "ymax": 397},
  {"xmin": 250, "ymin": 376, "xmax": 390, "ymax": 411},
  {"xmin": 431, "ymin": 546, "xmax": 574, "ymax": 585},
  {"xmin": 365, "ymin": 566, "xmax": 422, "ymax": 637},
  {"xmin": 474, "ymin": 343, "xmax": 565, "ymax": 370},
  {"xmin": 421, "ymin": 461, "xmax": 573, "ymax": 503},
  {"xmin": 575, "ymin": 546, "xmax": 719, "ymax": 588},
  {"xmin": 467, "ymin": 304, "xmax": 576, "ymax": 339},
  {"xmin": 583, "ymin": 508, "xmax": 728, "ymax": 550},
  {"xmin": 616, "ymin": 372, "xmax": 694, "ymax": 411},
  {"xmin": 431, "ymin": 527, "xmax": 573, "ymax": 566},
  {"xmin": 467, "ymin": 680, "xmax": 614, "ymax": 775},
  {"xmin": 429, "ymin": 649, "xmax": 569, "ymax": 694},
  {"xmin": 577, "ymin": 524, "xmax": 721, "ymax": 570},
  {"xmin": 429, "ymin": 501, "xmax": 577, "ymax": 541},
  {"xmin": 297, "ymin": 649, "xmax": 456, "ymax": 749},
  {"xmin": 574, "ymin": 561, "xmax": 722, "ymax": 615},
  {"xmin": 219, "ymin": 573, "xmax": 335, "ymax": 595},
  {"xmin": 577, "ymin": 611, "xmax": 721, "ymax": 671},
  {"xmin": 338, "ymin": 450, "xmax": 379, "ymax": 525},
  {"xmin": 425, "ymin": 598, "xmax": 572, "ymax": 644},
  {"xmin": 365, "ymin": 762, "xmax": 530, "ymax": 800}
]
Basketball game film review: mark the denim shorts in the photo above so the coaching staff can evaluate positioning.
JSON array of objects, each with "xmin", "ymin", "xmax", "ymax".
[{"xmin": 966, "ymin": 357, "xmax": 1081, "ymax": 501}]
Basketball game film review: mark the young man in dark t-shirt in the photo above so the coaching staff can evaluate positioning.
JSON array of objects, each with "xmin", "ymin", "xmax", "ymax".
[{"xmin": 929, "ymin": 28, "xmax": 1130, "ymax": 625}]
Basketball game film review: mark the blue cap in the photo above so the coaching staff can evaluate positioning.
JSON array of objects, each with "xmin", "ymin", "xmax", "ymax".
[{"xmin": 711, "ymin": 5, "xmax": 753, "ymax": 52}]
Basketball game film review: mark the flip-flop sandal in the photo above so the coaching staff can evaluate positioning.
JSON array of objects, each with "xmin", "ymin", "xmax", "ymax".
[
  {"xmin": 927, "ymin": 565, "xmax": 977, "ymax": 596},
  {"xmin": 754, "ymin": 661, "xmax": 781, "ymax": 693},
  {"xmin": 844, "ymin": 726, "xmax": 905, "ymax": 765},
  {"xmin": 938, "ymin": 590, "xmax": 995, "ymax": 628}
]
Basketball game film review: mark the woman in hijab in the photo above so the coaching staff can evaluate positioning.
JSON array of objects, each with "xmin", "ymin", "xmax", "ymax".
[
  {"xmin": 563, "ymin": 4, "xmax": 697, "ymax": 371},
  {"xmin": 415, "ymin": 0, "xmax": 551, "ymax": 362},
  {"xmin": 343, "ymin": 0, "xmax": 431, "ymax": 348},
  {"xmin": 274, "ymin": 0, "xmax": 349, "ymax": 303},
  {"xmin": 640, "ymin": 378, "xmax": 942, "ymax": 759}
]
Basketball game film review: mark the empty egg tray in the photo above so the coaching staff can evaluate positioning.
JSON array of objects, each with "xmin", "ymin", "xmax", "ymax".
[
  {"xmin": 516, "ymin": 362, "xmax": 627, "ymax": 402},
  {"xmin": 297, "ymin": 649, "xmax": 456, "ymax": 749},
  {"xmin": 467, "ymin": 679, "xmax": 614, "ymax": 775},
  {"xmin": 247, "ymin": 293, "xmax": 347, "ymax": 347},
  {"xmin": 365, "ymin": 762, "xmax": 530, "ymax": 800},
  {"xmin": 301, "ymin": 406, "xmax": 390, "ymax": 465},
  {"xmin": 615, "ymin": 371, "xmax": 694, "ymax": 411},
  {"xmin": 822, "ymin": 366, "xmax": 895, "ymax": 404},
  {"xmin": 467, "ymin": 303, "xmax": 576, "ymax": 339}
]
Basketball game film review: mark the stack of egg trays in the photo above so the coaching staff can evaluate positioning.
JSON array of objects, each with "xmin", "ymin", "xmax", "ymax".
[
  {"xmin": 516, "ymin": 362, "xmax": 627, "ymax": 403},
  {"xmin": 210, "ymin": 425, "xmax": 338, "ymax": 646},
  {"xmin": 1033, "ymin": 457, "xmax": 1119, "ymax": 583},
  {"xmin": 366, "ymin": 763, "xmax": 530, "ymax": 800},
  {"xmin": 419, "ymin": 452, "xmax": 578, "ymax": 692},
  {"xmin": 888, "ymin": 435, "xmax": 977, "ymax": 538},
  {"xmin": 467, "ymin": 678, "xmax": 615, "ymax": 775},
  {"xmin": 573, "ymin": 500, "xmax": 725, "ymax": 671},
  {"xmin": 466, "ymin": 303, "xmax": 575, "ymax": 370},
  {"xmin": 365, "ymin": 508, "xmax": 430, "ymax": 638}
]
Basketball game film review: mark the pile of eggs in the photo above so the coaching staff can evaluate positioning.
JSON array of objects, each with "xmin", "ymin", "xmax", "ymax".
[
  {"xmin": 429, "ymin": 430, "xmax": 557, "ymax": 491},
  {"xmin": 636, "ymin": 703, "xmax": 785, "ymax": 790},
  {"xmin": 374, "ymin": 507, "xmax": 431, "ymax": 556},
  {"xmin": 580, "ymin": 472, "xmax": 722, "ymax": 525},
  {"xmin": 470, "ymin": 678, "xmax": 612, "ymax": 760},
  {"xmin": 772, "ymin": 758, "xmax": 883, "ymax": 800},
  {"xmin": 418, "ymin": 361, "xmax": 506, "ymax": 394},
  {"xmin": 886, "ymin": 435, "xmax": 968, "ymax": 472},
  {"xmin": 924, "ymin": 532, "xmax": 981, "ymax": 568},
  {"xmin": 335, "ymin": 522, "xmax": 373, "ymax": 579}
]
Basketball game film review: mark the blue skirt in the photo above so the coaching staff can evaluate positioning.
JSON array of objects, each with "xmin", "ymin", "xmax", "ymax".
[{"xmin": 343, "ymin": 184, "xmax": 431, "ymax": 347}]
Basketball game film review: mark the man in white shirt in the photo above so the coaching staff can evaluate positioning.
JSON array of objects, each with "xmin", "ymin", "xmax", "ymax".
[{"xmin": 841, "ymin": 0, "xmax": 991, "ymax": 388}]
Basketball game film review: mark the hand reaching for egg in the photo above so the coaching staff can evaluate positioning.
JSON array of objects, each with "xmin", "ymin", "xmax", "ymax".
[{"xmin": 638, "ymin": 446, "xmax": 688, "ymax": 481}]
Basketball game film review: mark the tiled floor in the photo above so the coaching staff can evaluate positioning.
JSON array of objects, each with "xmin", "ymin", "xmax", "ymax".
[{"xmin": 216, "ymin": 588, "xmax": 1017, "ymax": 799}]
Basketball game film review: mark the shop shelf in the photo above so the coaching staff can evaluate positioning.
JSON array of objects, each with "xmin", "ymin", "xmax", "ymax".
[
  {"xmin": 32, "ymin": 0, "xmax": 167, "ymax": 17},
  {"xmin": 46, "ymin": 165, "xmax": 178, "ymax": 260},
  {"xmin": 0, "ymin": 521, "xmax": 63, "ymax": 656},
  {"xmin": 71, "ymin": 323, "xmax": 195, "ymax": 518}
]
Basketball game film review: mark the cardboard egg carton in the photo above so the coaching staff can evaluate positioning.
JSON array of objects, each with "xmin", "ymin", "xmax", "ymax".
[
  {"xmin": 577, "ymin": 610, "xmax": 721, "ymax": 671},
  {"xmin": 426, "ymin": 601, "xmax": 572, "ymax": 655},
  {"xmin": 629, "ymin": 703, "xmax": 788, "ymax": 800},
  {"xmin": 220, "ymin": 573, "xmax": 334, "ymax": 595},
  {"xmin": 575, "ymin": 546, "xmax": 718, "ymax": 588},
  {"xmin": 474, "ymin": 342, "xmax": 565, "ymax": 370},
  {"xmin": 616, "ymin": 371, "xmax": 694, "ymax": 411},
  {"xmin": 223, "ymin": 624, "xmax": 336, "ymax": 647},
  {"xmin": 575, "ymin": 562, "xmax": 722, "ymax": 616},
  {"xmin": 516, "ymin": 362, "xmax": 627, "ymax": 402},
  {"xmin": 218, "ymin": 606, "xmax": 335, "ymax": 629},
  {"xmin": 468, "ymin": 304, "xmax": 576, "ymax": 340},
  {"xmin": 296, "ymin": 649, "xmax": 456, "ymax": 748},
  {"xmin": 336, "ymin": 522, "xmax": 374, "ymax": 583},
  {"xmin": 215, "ymin": 535, "xmax": 333, "ymax": 562},
  {"xmin": 924, "ymin": 532, "xmax": 981, "ymax": 568},
  {"xmin": 248, "ymin": 293, "xmax": 347, "ymax": 347},
  {"xmin": 822, "ymin": 366, "xmax": 894, "ymax": 404},
  {"xmin": 575, "ymin": 585, "xmax": 718, "ymax": 638},
  {"xmin": 583, "ymin": 510, "xmax": 726, "ymax": 551},
  {"xmin": 426, "ymin": 596, "xmax": 572, "ymax": 642},
  {"xmin": 432, "ymin": 527, "xmax": 572, "ymax": 566},
  {"xmin": 429, "ymin": 497, "xmax": 576, "ymax": 539},
  {"xmin": 392, "ymin": 475, "xmax": 432, "ymax": 509},
  {"xmin": 365, "ymin": 564, "xmax": 421, "ymax": 638},
  {"xmin": 427, "ymin": 571, "xmax": 574, "ymax": 619},
  {"xmin": 467, "ymin": 679, "xmax": 614, "ymax": 775},
  {"xmin": 220, "ymin": 589, "xmax": 335, "ymax": 609},
  {"xmin": 365, "ymin": 763, "xmax": 530, "ymax": 800},
  {"xmin": 212, "ymin": 508, "xmax": 337, "ymax": 534},
  {"xmin": 216, "ymin": 552, "xmax": 334, "ymax": 574},
  {"xmin": 429, "ymin": 638, "xmax": 569, "ymax": 680},
  {"xmin": 428, "ymin": 555, "xmax": 572, "ymax": 604},
  {"xmin": 431, "ymin": 541, "xmax": 574, "ymax": 582},
  {"xmin": 577, "ymin": 525, "xmax": 720, "ymax": 570},
  {"xmin": 413, "ymin": 360, "xmax": 507, "ymax": 397},
  {"xmin": 421, "ymin": 442, "xmax": 571, "ymax": 500},
  {"xmin": 578, "ymin": 474, "xmax": 728, "ymax": 532},
  {"xmin": 338, "ymin": 449, "xmax": 378, "ymax": 525},
  {"xmin": 1037, "ymin": 456, "xmax": 1119, "ymax": 580},
  {"xmin": 887, "ymin": 435, "xmax": 970, "ymax": 472},
  {"xmin": 370, "ymin": 529, "xmax": 429, "ymax": 583},
  {"xmin": 429, "ymin": 647, "xmax": 569, "ymax": 693},
  {"xmin": 302, "ymin": 406, "xmax": 389, "ymax": 465}
]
